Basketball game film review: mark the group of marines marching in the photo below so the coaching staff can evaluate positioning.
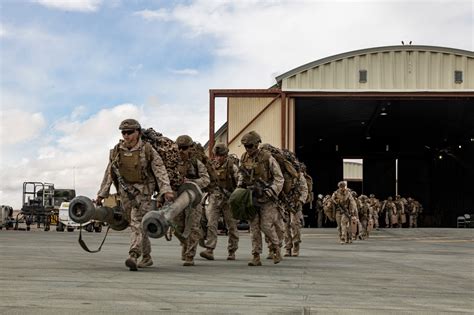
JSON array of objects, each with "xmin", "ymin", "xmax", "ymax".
[
  {"xmin": 320, "ymin": 185, "xmax": 424, "ymax": 244},
  {"xmin": 97, "ymin": 119, "xmax": 423, "ymax": 271}
]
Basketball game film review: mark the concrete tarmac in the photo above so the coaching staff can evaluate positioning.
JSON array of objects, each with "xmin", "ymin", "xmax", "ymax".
[{"xmin": 0, "ymin": 227, "xmax": 473, "ymax": 314}]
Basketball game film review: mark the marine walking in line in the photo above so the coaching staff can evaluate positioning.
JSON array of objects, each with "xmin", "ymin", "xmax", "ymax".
[{"xmin": 96, "ymin": 119, "xmax": 175, "ymax": 271}]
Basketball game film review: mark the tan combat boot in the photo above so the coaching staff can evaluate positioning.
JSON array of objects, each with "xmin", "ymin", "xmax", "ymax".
[
  {"xmin": 248, "ymin": 254, "xmax": 262, "ymax": 266},
  {"xmin": 284, "ymin": 249, "xmax": 292, "ymax": 257},
  {"xmin": 227, "ymin": 251, "xmax": 236, "ymax": 260},
  {"xmin": 266, "ymin": 249, "xmax": 274, "ymax": 260},
  {"xmin": 183, "ymin": 256, "xmax": 195, "ymax": 266},
  {"xmin": 199, "ymin": 248, "xmax": 214, "ymax": 260},
  {"xmin": 292, "ymin": 243, "xmax": 300, "ymax": 257},
  {"xmin": 181, "ymin": 244, "xmax": 187, "ymax": 261},
  {"xmin": 273, "ymin": 248, "xmax": 282, "ymax": 264},
  {"xmin": 138, "ymin": 255, "xmax": 153, "ymax": 268},
  {"xmin": 125, "ymin": 253, "xmax": 138, "ymax": 271}
]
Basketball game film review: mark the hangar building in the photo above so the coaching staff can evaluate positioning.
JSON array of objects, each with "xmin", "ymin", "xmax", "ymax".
[{"xmin": 208, "ymin": 45, "xmax": 474, "ymax": 227}]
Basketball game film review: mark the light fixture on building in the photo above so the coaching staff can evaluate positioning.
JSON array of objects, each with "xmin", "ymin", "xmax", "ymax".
[
  {"xmin": 438, "ymin": 155, "xmax": 443, "ymax": 160},
  {"xmin": 366, "ymin": 136, "xmax": 371, "ymax": 140},
  {"xmin": 380, "ymin": 107, "xmax": 388, "ymax": 116},
  {"xmin": 458, "ymin": 145, "xmax": 462, "ymax": 149}
]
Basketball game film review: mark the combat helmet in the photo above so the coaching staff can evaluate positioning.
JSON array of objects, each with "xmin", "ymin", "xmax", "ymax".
[
  {"xmin": 241, "ymin": 131, "xmax": 262, "ymax": 145},
  {"xmin": 119, "ymin": 118, "xmax": 141, "ymax": 130},
  {"xmin": 213, "ymin": 143, "xmax": 229, "ymax": 156},
  {"xmin": 337, "ymin": 181, "xmax": 347, "ymax": 189},
  {"xmin": 176, "ymin": 135, "xmax": 194, "ymax": 148}
]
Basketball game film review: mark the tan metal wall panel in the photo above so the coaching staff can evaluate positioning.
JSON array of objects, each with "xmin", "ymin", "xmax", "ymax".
[
  {"xmin": 228, "ymin": 97, "xmax": 281, "ymax": 158},
  {"xmin": 288, "ymin": 98, "xmax": 295, "ymax": 152},
  {"xmin": 281, "ymin": 48, "xmax": 474, "ymax": 91}
]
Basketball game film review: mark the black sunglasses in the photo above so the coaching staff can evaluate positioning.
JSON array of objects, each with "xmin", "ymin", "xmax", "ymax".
[
  {"xmin": 178, "ymin": 145, "xmax": 190, "ymax": 151},
  {"xmin": 121, "ymin": 130, "xmax": 136, "ymax": 135},
  {"xmin": 244, "ymin": 144, "xmax": 255, "ymax": 149}
]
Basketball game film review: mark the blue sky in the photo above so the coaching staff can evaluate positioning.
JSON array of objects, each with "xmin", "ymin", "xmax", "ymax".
[{"xmin": 0, "ymin": 0, "xmax": 473, "ymax": 208}]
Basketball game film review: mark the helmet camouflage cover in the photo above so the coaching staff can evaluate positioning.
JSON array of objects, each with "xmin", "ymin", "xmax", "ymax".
[
  {"xmin": 213, "ymin": 143, "xmax": 229, "ymax": 156},
  {"xmin": 241, "ymin": 131, "xmax": 262, "ymax": 145},
  {"xmin": 119, "ymin": 118, "xmax": 141, "ymax": 130},
  {"xmin": 176, "ymin": 135, "xmax": 194, "ymax": 147}
]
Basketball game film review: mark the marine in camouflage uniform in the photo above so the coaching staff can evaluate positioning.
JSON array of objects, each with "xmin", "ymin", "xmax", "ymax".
[
  {"xmin": 238, "ymin": 131, "xmax": 284, "ymax": 266},
  {"xmin": 284, "ymin": 171, "xmax": 308, "ymax": 257},
  {"xmin": 331, "ymin": 181, "xmax": 357, "ymax": 244},
  {"xmin": 97, "ymin": 119, "xmax": 175, "ymax": 271},
  {"xmin": 383, "ymin": 197, "xmax": 397, "ymax": 228},
  {"xmin": 358, "ymin": 195, "xmax": 370, "ymax": 239},
  {"xmin": 368, "ymin": 194, "xmax": 380, "ymax": 229},
  {"xmin": 174, "ymin": 135, "xmax": 210, "ymax": 266},
  {"xmin": 316, "ymin": 194, "xmax": 324, "ymax": 228},
  {"xmin": 200, "ymin": 143, "xmax": 239, "ymax": 261},
  {"xmin": 407, "ymin": 197, "xmax": 422, "ymax": 228},
  {"xmin": 395, "ymin": 195, "xmax": 408, "ymax": 227}
]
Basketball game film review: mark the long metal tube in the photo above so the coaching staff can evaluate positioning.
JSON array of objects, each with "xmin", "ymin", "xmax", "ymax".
[{"xmin": 142, "ymin": 182, "xmax": 203, "ymax": 239}]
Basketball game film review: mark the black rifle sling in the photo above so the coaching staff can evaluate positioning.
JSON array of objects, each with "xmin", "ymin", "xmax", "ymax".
[{"xmin": 78, "ymin": 224, "xmax": 111, "ymax": 253}]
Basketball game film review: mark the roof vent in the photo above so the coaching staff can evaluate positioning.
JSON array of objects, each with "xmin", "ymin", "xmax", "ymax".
[
  {"xmin": 454, "ymin": 71, "xmax": 463, "ymax": 84},
  {"xmin": 359, "ymin": 70, "xmax": 367, "ymax": 83}
]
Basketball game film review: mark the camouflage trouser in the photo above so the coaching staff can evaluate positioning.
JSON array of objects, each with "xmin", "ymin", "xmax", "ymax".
[
  {"xmin": 205, "ymin": 192, "xmax": 239, "ymax": 253},
  {"xmin": 250, "ymin": 201, "xmax": 279, "ymax": 255},
  {"xmin": 373, "ymin": 212, "xmax": 379, "ymax": 228},
  {"xmin": 335, "ymin": 211, "xmax": 342, "ymax": 239},
  {"xmin": 341, "ymin": 214, "xmax": 352, "ymax": 242},
  {"xmin": 385, "ymin": 210, "xmax": 393, "ymax": 227},
  {"xmin": 284, "ymin": 209, "xmax": 302, "ymax": 250},
  {"xmin": 409, "ymin": 214, "xmax": 418, "ymax": 228},
  {"xmin": 265, "ymin": 208, "xmax": 285, "ymax": 250},
  {"xmin": 398, "ymin": 213, "xmax": 404, "ymax": 227},
  {"xmin": 121, "ymin": 193, "xmax": 152, "ymax": 258},
  {"xmin": 360, "ymin": 216, "xmax": 368, "ymax": 238},
  {"xmin": 173, "ymin": 204, "xmax": 202, "ymax": 259},
  {"xmin": 317, "ymin": 210, "xmax": 323, "ymax": 228}
]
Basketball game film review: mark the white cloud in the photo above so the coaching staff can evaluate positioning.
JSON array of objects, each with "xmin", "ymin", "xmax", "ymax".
[
  {"xmin": 133, "ymin": 8, "xmax": 171, "ymax": 21},
  {"xmin": 0, "ymin": 109, "xmax": 46, "ymax": 145},
  {"xmin": 35, "ymin": 0, "xmax": 102, "ymax": 12},
  {"xmin": 170, "ymin": 68, "xmax": 199, "ymax": 76}
]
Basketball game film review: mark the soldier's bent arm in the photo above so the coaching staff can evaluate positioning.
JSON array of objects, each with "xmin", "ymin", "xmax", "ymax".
[
  {"xmin": 97, "ymin": 159, "xmax": 114, "ymax": 198},
  {"xmin": 150, "ymin": 147, "xmax": 173, "ymax": 194},
  {"xmin": 231, "ymin": 163, "xmax": 240, "ymax": 185},
  {"xmin": 191, "ymin": 159, "xmax": 211, "ymax": 189},
  {"xmin": 268, "ymin": 155, "xmax": 284, "ymax": 195},
  {"xmin": 298, "ymin": 173, "xmax": 309, "ymax": 203}
]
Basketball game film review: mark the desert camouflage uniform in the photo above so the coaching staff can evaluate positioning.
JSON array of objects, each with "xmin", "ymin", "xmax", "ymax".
[
  {"xmin": 331, "ymin": 183, "xmax": 357, "ymax": 244},
  {"xmin": 407, "ymin": 198, "xmax": 422, "ymax": 228},
  {"xmin": 174, "ymin": 158, "xmax": 210, "ymax": 262},
  {"xmin": 358, "ymin": 195, "xmax": 370, "ymax": 239},
  {"xmin": 394, "ymin": 196, "xmax": 405, "ymax": 228},
  {"xmin": 316, "ymin": 195, "xmax": 324, "ymax": 228},
  {"xmin": 369, "ymin": 195, "xmax": 380, "ymax": 229},
  {"xmin": 97, "ymin": 139, "xmax": 173, "ymax": 259},
  {"xmin": 204, "ymin": 158, "xmax": 240, "ymax": 255},
  {"xmin": 284, "ymin": 172, "xmax": 308, "ymax": 256},
  {"xmin": 383, "ymin": 197, "xmax": 397, "ymax": 228},
  {"xmin": 238, "ymin": 149, "xmax": 284, "ymax": 259}
]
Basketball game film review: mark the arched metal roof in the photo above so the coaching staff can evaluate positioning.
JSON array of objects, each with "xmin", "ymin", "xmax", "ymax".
[{"xmin": 275, "ymin": 45, "xmax": 474, "ymax": 84}]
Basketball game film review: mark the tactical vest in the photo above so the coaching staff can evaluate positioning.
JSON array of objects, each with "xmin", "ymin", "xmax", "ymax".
[
  {"xmin": 215, "ymin": 159, "xmax": 236, "ymax": 191},
  {"xmin": 241, "ymin": 149, "xmax": 271, "ymax": 185},
  {"xmin": 112, "ymin": 142, "xmax": 152, "ymax": 184},
  {"xmin": 177, "ymin": 157, "xmax": 199, "ymax": 180}
]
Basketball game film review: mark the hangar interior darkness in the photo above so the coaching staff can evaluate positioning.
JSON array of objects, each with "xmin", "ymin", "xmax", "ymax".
[{"xmin": 295, "ymin": 97, "xmax": 474, "ymax": 227}]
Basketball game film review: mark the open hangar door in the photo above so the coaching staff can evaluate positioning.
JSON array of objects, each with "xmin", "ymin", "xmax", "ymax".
[{"xmin": 294, "ymin": 96, "xmax": 474, "ymax": 227}]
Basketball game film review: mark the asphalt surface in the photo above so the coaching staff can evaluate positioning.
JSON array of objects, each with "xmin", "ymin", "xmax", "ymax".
[{"xmin": 0, "ymin": 227, "xmax": 473, "ymax": 314}]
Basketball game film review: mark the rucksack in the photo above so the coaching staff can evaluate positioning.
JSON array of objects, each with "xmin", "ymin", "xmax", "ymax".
[
  {"xmin": 304, "ymin": 173, "xmax": 313, "ymax": 204},
  {"xmin": 141, "ymin": 128, "xmax": 183, "ymax": 191},
  {"xmin": 260, "ymin": 144, "xmax": 299, "ymax": 195},
  {"xmin": 189, "ymin": 142, "xmax": 218, "ymax": 192}
]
